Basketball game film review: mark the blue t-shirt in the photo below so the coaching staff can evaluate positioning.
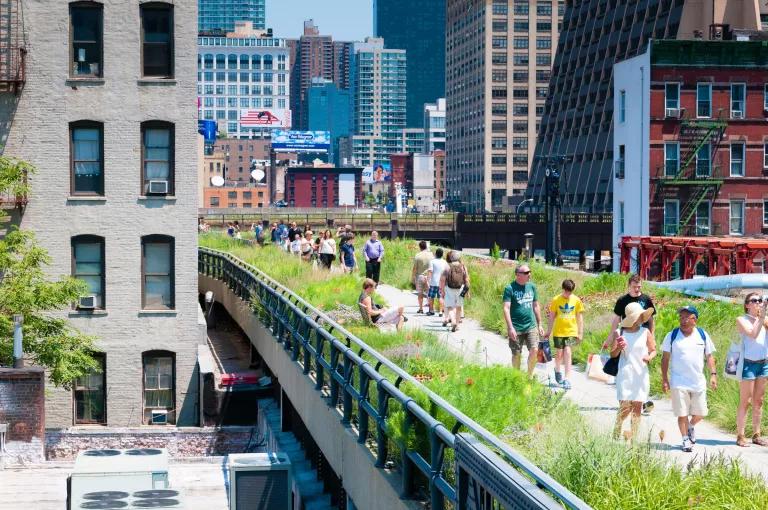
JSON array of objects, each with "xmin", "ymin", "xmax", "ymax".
[{"xmin": 341, "ymin": 242, "xmax": 355, "ymax": 267}]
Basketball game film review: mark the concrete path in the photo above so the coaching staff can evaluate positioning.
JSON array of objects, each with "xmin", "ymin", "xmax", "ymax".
[{"xmin": 376, "ymin": 284, "xmax": 768, "ymax": 482}]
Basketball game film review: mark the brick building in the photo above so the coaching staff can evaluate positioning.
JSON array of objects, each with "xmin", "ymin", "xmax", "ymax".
[
  {"xmin": 204, "ymin": 185, "xmax": 268, "ymax": 209},
  {"xmin": 613, "ymin": 39, "xmax": 768, "ymax": 267},
  {"xmin": 285, "ymin": 167, "xmax": 363, "ymax": 207}
]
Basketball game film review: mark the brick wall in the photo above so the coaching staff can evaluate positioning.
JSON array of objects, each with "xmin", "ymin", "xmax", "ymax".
[{"xmin": 0, "ymin": 368, "xmax": 45, "ymax": 463}]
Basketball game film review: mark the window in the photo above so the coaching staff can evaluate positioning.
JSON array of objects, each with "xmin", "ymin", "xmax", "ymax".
[
  {"xmin": 664, "ymin": 142, "xmax": 679, "ymax": 177},
  {"xmin": 514, "ymin": 21, "xmax": 529, "ymax": 32},
  {"xmin": 513, "ymin": 104, "xmax": 528, "ymax": 115},
  {"xmin": 227, "ymin": 191, "xmax": 237, "ymax": 199},
  {"xmin": 492, "ymin": 1, "xmax": 508, "ymax": 15},
  {"xmin": 764, "ymin": 200, "xmax": 768, "ymax": 225},
  {"xmin": 731, "ymin": 83, "xmax": 745, "ymax": 118},
  {"xmin": 140, "ymin": 3, "xmax": 173, "ymax": 78},
  {"xmin": 537, "ymin": 22, "xmax": 552, "ymax": 31},
  {"xmin": 513, "ymin": 37, "xmax": 528, "ymax": 49},
  {"xmin": 74, "ymin": 353, "xmax": 106, "ymax": 424},
  {"xmin": 492, "ymin": 37, "xmax": 507, "ymax": 49},
  {"xmin": 141, "ymin": 235, "xmax": 174, "ymax": 310},
  {"xmin": 513, "ymin": 54, "xmax": 528, "ymax": 65},
  {"xmin": 70, "ymin": 2, "xmax": 103, "ymax": 77},
  {"xmin": 514, "ymin": 1, "xmax": 529, "ymax": 15},
  {"xmin": 664, "ymin": 200, "xmax": 679, "ymax": 235},
  {"xmin": 141, "ymin": 122, "xmax": 174, "ymax": 195},
  {"xmin": 731, "ymin": 142, "xmax": 745, "ymax": 176},
  {"xmin": 491, "ymin": 155, "xmax": 507, "ymax": 166},
  {"xmin": 619, "ymin": 90, "xmax": 626, "ymax": 123},
  {"xmin": 70, "ymin": 121, "xmax": 104, "ymax": 195},
  {"xmin": 142, "ymin": 351, "xmax": 175, "ymax": 424},
  {"xmin": 764, "ymin": 143, "xmax": 768, "ymax": 169},
  {"xmin": 210, "ymin": 196, "xmax": 219, "ymax": 207},
  {"xmin": 730, "ymin": 200, "xmax": 745, "ymax": 235},
  {"xmin": 492, "ymin": 53, "xmax": 507, "ymax": 65},
  {"xmin": 618, "ymin": 202, "xmax": 624, "ymax": 234},
  {"xmin": 535, "ymin": 37, "xmax": 551, "ymax": 49},
  {"xmin": 696, "ymin": 83, "xmax": 711, "ymax": 118},
  {"xmin": 492, "ymin": 21, "xmax": 508, "ymax": 32},
  {"xmin": 512, "ymin": 137, "xmax": 527, "ymax": 149},
  {"xmin": 764, "ymin": 84, "xmax": 768, "ymax": 111},
  {"xmin": 72, "ymin": 235, "xmax": 105, "ymax": 309},
  {"xmin": 535, "ymin": 54, "xmax": 550, "ymax": 66},
  {"xmin": 696, "ymin": 143, "xmax": 710, "ymax": 176},
  {"xmin": 616, "ymin": 145, "xmax": 625, "ymax": 178},
  {"xmin": 537, "ymin": 1, "xmax": 552, "ymax": 15},
  {"xmin": 492, "ymin": 70, "xmax": 506, "ymax": 82},
  {"xmin": 696, "ymin": 201, "xmax": 710, "ymax": 235},
  {"xmin": 491, "ymin": 137, "xmax": 507, "ymax": 149}
]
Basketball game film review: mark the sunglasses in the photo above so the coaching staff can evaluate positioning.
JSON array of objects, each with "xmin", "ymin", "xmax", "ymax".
[
  {"xmin": 517, "ymin": 271, "xmax": 531, "ymax": 275},
  {"xmin": 749, "ymin": 298, "xmax": 764, "ymax": 304}
]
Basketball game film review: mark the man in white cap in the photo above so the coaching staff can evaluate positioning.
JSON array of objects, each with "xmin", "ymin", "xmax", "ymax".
[{"xmin": 661, "ymin": 305, "xmax": 717, "ymax": 452}]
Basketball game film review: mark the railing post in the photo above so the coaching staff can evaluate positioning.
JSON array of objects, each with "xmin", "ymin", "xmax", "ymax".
[
  {"xmin": 374, "ymin": 383, "xmax": 389, "ymax": 468},
  {"xmin": 314, "ymin": 332, "xmax": 325, "ymax": 391},
  {"xmin": 357, "ymin": 369, "xmax": 370, "ymax": 444},
  {"xmin": 401, "ymin": 409, "xmax": 414, "ymax": 498},
  {"xmin": 430, "ymin": 427, "xmax": 445, "ymax": 510},
  {"xmin": 342, "ymin": 355, "xmax": 353, "ymax": 426},
  {"xmin": 301, "ymin": 320, "xmax": 311, "ymax": 374},
  {"xmin": 329, "ymin": 344, "xmax": 340, "ymax": 409}
]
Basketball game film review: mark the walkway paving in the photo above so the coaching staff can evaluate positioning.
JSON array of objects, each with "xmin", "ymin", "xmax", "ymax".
[{"xmin": 375, "ymin": 284, "xmax": 768, "ymax": 482}]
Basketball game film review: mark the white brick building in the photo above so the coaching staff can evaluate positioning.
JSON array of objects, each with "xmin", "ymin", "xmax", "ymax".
[{"xmin": 1, "ymin": 0, "xmax": 204, "ymax": 427}]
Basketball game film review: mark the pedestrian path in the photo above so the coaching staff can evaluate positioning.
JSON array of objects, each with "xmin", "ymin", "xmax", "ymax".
[{"xmin": 375, "ymin": 284, "xmax": 768, "ymax": 481}]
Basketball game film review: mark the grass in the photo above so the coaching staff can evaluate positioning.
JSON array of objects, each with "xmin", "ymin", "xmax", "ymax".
[{"xmin": 200, "ymin": 233, "xmax": 768, "ymax": 509}]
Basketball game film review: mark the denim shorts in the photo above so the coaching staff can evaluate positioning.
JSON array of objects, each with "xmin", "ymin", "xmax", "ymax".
[
  {"xmin": 742, "ymin": 360, "xmax": 768, "ymax": 380},
  {"xmin": 427, "ymin": 286, "xmax": 441, "ymax": 299}
]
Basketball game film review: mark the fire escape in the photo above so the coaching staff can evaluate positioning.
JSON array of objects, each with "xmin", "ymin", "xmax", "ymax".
[
  {"xmin": 658, "ymin": 116, "xmax": 726, "ymax": 236},
  {"xmin": 0, "ymin": 0, "xmax": 24, "ymax": 93}
]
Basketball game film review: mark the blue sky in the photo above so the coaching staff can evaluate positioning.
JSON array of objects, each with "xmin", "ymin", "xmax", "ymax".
[{"xmin": 265, "ymin": 0, "xmax": 373, "ymax": 41}]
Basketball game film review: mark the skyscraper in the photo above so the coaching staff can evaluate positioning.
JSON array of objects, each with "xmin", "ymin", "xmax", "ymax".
[
  {"xmin": 445, "ymin": 0, "xmax": 563, "ymax": 212},
  {"xmin": 307, "ymin": 78, "xmax": 352, "ymax": 165},
  {"xmin": 374, "ymin": 0, "xmax": 445, "ymax": 128},
  {"xmin": 198, "ymin": 0, "xmax": 266, "ymax": 32},
  {"xmin": 527, "ymin": 0, "xmax": 767, "ymax": 213}
]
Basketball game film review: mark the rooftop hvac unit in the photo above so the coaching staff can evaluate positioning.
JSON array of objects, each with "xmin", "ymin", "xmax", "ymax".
[{"xmin": 228, "ymin": 452, "xmax": 292, "ymax": 510}]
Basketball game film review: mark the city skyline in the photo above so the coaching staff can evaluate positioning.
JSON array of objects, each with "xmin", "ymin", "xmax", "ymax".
[{"xmin": 266, "ymin": 0, "xmax": 373, "ymax": 41}]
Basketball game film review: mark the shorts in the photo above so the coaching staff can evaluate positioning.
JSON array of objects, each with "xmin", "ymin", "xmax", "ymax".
[
  {"xmin": 671, "ymin": 388, "xmax": 708, "ymax": 417},
  {"xmin": 553, "ymin": 336, "xmax": 578, "ymax": 349},
  {"xmin": 444, "ymin": 287, "xmax": 463, "ymax": 308},
  {"xmin": 509, "ymin": 329, "xmax": 539, "ymax": 356},
  {"xmin": 427, "ymin": 285, "xmax": 441, "ymax": 299},
  {"xmin": 742, "ymin": 359, "xmax": 768, "ymax": 380},
  {"xmin": 415, "ymin": 275, "xmax": 429, "ymax": 294}
]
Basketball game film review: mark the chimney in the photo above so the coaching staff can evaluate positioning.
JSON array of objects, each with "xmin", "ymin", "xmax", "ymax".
[{"xmin": 12, "ymin": 314, "xmax": 23, "ymax": 368}]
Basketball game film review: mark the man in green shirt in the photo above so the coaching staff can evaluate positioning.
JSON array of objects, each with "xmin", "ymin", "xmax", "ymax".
[{"xmin": 503, "ymin": 264, "xmax": 544, "ymax": 377}]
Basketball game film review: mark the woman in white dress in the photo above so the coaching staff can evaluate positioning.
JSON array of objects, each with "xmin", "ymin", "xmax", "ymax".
[{"xmin": 611, "ymin": 302, "xmax": 656, "ymax": 441}]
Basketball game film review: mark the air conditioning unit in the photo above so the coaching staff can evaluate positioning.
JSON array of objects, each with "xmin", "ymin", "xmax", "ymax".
[
  {"xmin": 732, "ymin": 110, "xmax": 744, "ymax": 119},
  {"xmin": 78, "ymin": 296, "xmax": 96, "ymax": 310},
  {"xmin": 148, "ymin": 180, "xmax": 169, "ymax": 194},
  {"xmin": 150, "ymin": 410, "xmax": 169, "ymax": 425},
  {"xmin": 228, "ymin": 453, "xmax": 292, "ymax": 510},
  {"xmin": 665, "ymin": 108, "xmax": 681, "ymax": 119}
]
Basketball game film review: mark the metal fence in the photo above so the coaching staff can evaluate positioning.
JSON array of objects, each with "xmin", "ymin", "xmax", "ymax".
[
  {"xmin": 199, "ymin": 211, "xmax": 456, "ymax": 232},
  {"xmin": 198, "ymin": 248, "xmax": 592, "ymax": 510}
]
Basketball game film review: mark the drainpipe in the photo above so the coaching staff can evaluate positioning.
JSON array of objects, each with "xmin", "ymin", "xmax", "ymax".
[{"xmin": 13, "ymin": 314, "xmax": 23, "ymax": 368}]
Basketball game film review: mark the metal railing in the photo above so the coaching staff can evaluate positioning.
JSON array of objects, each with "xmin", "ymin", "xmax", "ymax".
[{"xmin": 199, "ymin": 247, "xmax": 591, "ymax": 510}]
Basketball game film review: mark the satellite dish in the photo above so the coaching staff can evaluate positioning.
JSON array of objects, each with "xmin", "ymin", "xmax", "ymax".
[
  {"xmin": 251, "ymin": 169, "xmax": 266, "ymax": 181},
  {"xmin": 211, "ymin": 175, "xmax": 225, "ymax": 187}
]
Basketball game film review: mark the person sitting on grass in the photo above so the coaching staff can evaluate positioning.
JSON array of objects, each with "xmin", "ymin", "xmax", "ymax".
[
  {"xmin": 544, "ymin": 278, "xmax": 584, "ymax": 390},
  {"xmin": 359, "ymin": 278, "xmax": 406, "ymax": 331}
]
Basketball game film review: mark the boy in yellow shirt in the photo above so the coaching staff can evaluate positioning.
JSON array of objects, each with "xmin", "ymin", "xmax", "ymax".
[{"xmin": 544, "ymin": 279, "xmax": 584, "ymax": 390}]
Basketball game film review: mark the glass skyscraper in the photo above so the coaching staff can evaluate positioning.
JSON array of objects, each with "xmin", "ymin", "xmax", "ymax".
[
  {"xmin": 374, "ymin": 0, "xmax": 445, "ymax": 128},
  {"xmin": 198, "ymin": 0, "xmax": 266, "ymax": 32}
]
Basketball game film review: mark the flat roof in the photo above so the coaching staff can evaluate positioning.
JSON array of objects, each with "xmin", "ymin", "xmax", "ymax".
[{"xmin": 651, "ymin": 39, "xmax": 768, "ymax": 68}]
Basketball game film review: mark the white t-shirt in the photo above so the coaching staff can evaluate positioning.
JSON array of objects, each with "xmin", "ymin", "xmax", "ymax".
[
  {"xmin": 290, "ymin": 239, "xmax": 301, "ymax": 254},
  {"xmin": 661, "ymin": 328, "xmax": 716, "ymax": 392},
  {"xmin": 428, "ymin": 258, "xmax": 449, "ymax": 287},
  {"xmin": 320, "ymin": 238, "xmax": 336, "ymax": 255}
]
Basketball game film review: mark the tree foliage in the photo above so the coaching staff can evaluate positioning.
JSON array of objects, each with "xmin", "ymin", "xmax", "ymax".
[{"xmin": 0, "ymin": 156, "xmax": 98, "ymax": 387}]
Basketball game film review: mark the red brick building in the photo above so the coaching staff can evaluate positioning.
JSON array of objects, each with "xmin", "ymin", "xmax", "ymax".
[{"xmin": 285, "ymin": 166, "xmax": 363, "ymax": 207}]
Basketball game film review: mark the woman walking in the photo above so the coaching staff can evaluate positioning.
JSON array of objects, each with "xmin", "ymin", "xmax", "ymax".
[
  {"xmin": 735, "ymin": 292, "xmax": 768, "ymax": 447},
  {"xmin": 319, "ymin": 230, "xmax": 337, "ymax": 270},
  {"xmin": 612, "ymin": 302, "xmax": 656, "ymax": 441}
]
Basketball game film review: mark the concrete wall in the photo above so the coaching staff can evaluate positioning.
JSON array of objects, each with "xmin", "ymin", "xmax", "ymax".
[
  {"xmin": 199, "ymin": 274, "xmax": 420, "ymax": 510},
  {"xmin": 1, "ymin": 0, "xmax": 204, "ymax": 427},
  {"xmin": 0, "ymin": 368, "xmax": 45, "ymax": 464}
]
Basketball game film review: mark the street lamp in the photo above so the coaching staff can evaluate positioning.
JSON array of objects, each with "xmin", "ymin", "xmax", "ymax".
[{"xmin": 516, "ymin": 198, "xmax": 533, "ymax": 215}]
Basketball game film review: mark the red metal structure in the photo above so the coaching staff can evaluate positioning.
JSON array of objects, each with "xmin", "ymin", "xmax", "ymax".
[
  {"xmin": 620, "ymin": 235, "xmax": 768, "ymax": 281},
  {"xmin": 0, "ymin": 0, "xmax": 25, "ymax": 94}
]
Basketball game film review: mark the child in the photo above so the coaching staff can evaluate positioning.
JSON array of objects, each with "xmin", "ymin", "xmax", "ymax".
[{"xmin": 544, "ymin": 279, "xmax": 584, "ymax": 390}]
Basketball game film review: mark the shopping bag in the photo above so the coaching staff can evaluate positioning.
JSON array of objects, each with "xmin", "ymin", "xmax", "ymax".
[
  {"xmin": 724, "ymin": 341, "xmax": 744, "ymax": 381},
  {"xmin": 587, "ymin": 353, "xmax": 611, "ymax": 382},
  {"xmin": 537, "ymin": 340, "xmax": 553, "ymax": 364}
]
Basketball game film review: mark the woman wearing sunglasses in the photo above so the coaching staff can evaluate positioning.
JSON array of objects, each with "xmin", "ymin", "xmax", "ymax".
[{"xmin": 735, "ymin": 292, "xmax": 768, "ymax": 447}]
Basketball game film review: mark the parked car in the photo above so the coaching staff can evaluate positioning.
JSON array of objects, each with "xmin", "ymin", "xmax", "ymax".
[{"xmin": 271, "ymin": 200, "xmax": 288, "ymax": 208}]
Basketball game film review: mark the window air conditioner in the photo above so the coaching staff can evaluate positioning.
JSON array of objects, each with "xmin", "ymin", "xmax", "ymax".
[
  {"xmin": 228, "ymin": 453, "xmax": 292, "ymax": 510},
  {"xmin": 148, "ymin": 180, "xmax": 169, "ymax": 194},
  {"xmin": 78, "ymin": 295, "xmax": 96, "ymax": 310},
  {"xmin": 732, "ymin": 110, "xmax": 744, "ymax": 119},
  {"xmin": 665, "ymin": 108, "xmax": 680, "ymax": 119},
  {"xmin": 150, "ymin": 410, "xmax": 169, "ymax": 425}
]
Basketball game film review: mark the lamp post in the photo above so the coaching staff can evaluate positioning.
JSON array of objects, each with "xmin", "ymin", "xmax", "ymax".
[{"xmin": 516, "ymin": 198, "xmax": 533, "ymax": 215}]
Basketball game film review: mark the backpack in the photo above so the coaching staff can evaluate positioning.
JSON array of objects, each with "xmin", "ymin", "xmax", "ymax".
[
  {"xmin": 670, "ymin": 327, "xmax": 707, "ymax": 353},
  {"xmin": 446, "ymin": 262, "xmax": 465, "ymax": 289}
]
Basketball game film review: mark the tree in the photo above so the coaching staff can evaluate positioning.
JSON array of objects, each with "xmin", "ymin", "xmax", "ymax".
[{"xmin": 0, "ymin": 156, "xmax": 99, "ymax": 387}]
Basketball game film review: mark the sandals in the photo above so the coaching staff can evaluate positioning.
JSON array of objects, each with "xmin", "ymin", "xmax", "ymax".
[
  {"xmin": 752, "ymin": 433, "xmax": 768, "ymax": 446},
  {"xmin": 736, "ymin": 435, "xmax": 751, "ymax": 447}
]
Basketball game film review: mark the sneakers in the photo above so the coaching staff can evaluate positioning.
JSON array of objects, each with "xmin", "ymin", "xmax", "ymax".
[
  {"xmin": 561, "ymin": 380, "xmax": 572, "ymax": 390},
  {"xmin": 687, "ymin": 424, "xmax": 696, "ymax": 444},
  {"xmin": 426, "ymin": 311, "xmax": 435, "ymax": 316},
  {"xmin": 682, "ymin": 437, "xmax": 693, "ymax": 452},
  {"xmin": 417, "ymin": 308, "xmax": 424, "ymax": 314},
  {"xmin": 554, "ymin": 371, "xmax": 563, "ymax": 385}
]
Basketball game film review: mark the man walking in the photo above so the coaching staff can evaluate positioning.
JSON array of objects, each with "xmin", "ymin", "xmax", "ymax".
[
  {"xmin": 411, "ymin": 241, "xmax": 434, "ymax": 314},
  {"xmin": 426, "ymin": 248, "xmax": 448, "ymax": 316},
  {"xmin": 503, "ymin": 264, "xmax": 544, "ymax": 377},
  {"xmin": 363, "ymin": 230, "xmax": 384, "ymax": 285},
  {"xmin": 604, "ymin": 274, "xmax": 656, "ymax": 348},
  {"xmin": 661, "ymin": 305, "xmax": 717, "ymax": 452}
]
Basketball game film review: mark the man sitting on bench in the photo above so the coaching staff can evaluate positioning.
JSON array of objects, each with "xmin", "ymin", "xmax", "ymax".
[{"xmin": 359, "ymin": 278, "xmax": 406, "ymax": 331}]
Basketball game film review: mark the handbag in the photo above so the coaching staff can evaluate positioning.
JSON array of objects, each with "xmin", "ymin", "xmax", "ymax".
[
  {"xmin": 603, "ymin": 353, "xmax": 620, "ymax": 377},
  {"xmin": 724, "ymin": 341, "xmax": 744, "ymax": 381},
  {"xmin": 537, "ymin": 340, "xmax": 553, "ymax": 363},
  {"xmin": 587, "ymin": 352, "xmax": 611, "ymax": 382}
]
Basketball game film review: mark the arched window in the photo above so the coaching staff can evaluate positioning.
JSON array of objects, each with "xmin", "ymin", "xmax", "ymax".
[
  {"xmin": 71, "ymin": 235, "xmax": 105, "ymax": 309},
  {"xmin": 70, "ymin": 2, "xmax": 103, "ymax": 78},
  {"xmin": 70, "ymin": 120, "xmax": 104, "ymax": 195},
  {"xmin": 215, "ymin": 53, "xmax": 225, "ymax": 69},
  {"xmin": 263, "ymin": 54, "xmax": 273, "ymax": 70},
  {"xmin": 140, "ymin": 2, "xmax": 174, "ymax": 78},
  {"xmin": 142, "ymin": 350, "xmax": 175, "ymax": 424},
  {"xmin": 203, "ymin": 53, "xmax": 213, "ymax": 69},
  {"xmin": 227, "ymin": 54, "xmax": 237, "ymax": 69},
  {"xmin": 251, "ymin": 54, "xmax": 261, "ymax": 70},
  {"xmin": 141, "ymin": 235, "xmax": 175, "ymax": 310},
  {"xmin": 239, "ymin": 54, "xmax": 249, "ymax": 70},
  {"xmin": 141, "ymin": 120, "xmax": 174, "ymax": 195}
]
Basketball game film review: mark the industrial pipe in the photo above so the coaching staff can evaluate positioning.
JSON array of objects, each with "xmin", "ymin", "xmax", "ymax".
[
  {"xmin": 653, "ymin": 273, "xmax": 768, "ymax": 293},
  {"xmin": 13, "ymin": 314, "xmax": 23, "ymax": 368}
]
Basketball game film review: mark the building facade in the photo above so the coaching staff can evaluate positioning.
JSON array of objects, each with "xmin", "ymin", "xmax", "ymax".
[
  {"xmin": 198, "ymin": 23, "xmax": 290, "ymax": 139},
  {"xmin": 434, "ymin": 150, "xmax": 446, "ymax": 205},
  {"xmin": 204, "ymin": 184, "xmax": 269, "ymax": 209},
  {"xmin": 198, "ymin": 0, "xmax": 265, "ymax": 32},
  {"xmin": 307, "ymin": 78, "xmax": 352, "ymax": 165},
  {"xmin": 424, "ymin": 99, "xmax": 446, "ymax": 153},
  {"xmin": 350, "ymin": 38, "xmax": 407, "ymax": 168},
  {"xmin": 446, "ymin": 0, "xmax": 563, "ymax": 212},
  {"xmin": 284, "ymin": 167, "xmax": 363, "ymax": 207},
  {"xmin": 413, "ymin": 154, "xmax": 438, "ymax": 212},
  {"xmin": 613, "ymin": 40, "xmax": 768, "ymax": 268},
  {"xmin": 398, "ymin": 128, "xmax": 425, "ymax": 154},
  {"xmin": 529, "ymin": 0, "xmax": 767, "ymax": 214},
  {"xmin": 2, "ymin": 0, "xmax": 203, "ymax": 426},
  {"xmin": 374, "ymin": 0, "xmax": 446, "ymax": 128}
]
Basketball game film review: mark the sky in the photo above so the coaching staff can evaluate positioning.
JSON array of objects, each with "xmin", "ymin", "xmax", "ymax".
[{"xmin": 265, "ymin": 0, "xmax": 373, "ymax": 41}]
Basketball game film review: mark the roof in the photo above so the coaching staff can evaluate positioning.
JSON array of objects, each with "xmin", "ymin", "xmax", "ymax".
[{"xmin": 651, "ymin": 39, "xmax": 768, "ymax": 68}]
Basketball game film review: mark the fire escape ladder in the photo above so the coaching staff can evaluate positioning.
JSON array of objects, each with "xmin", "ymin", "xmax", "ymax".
[
  {"xmin": 0, "ymin": 0, "xmax": 25, "ymax": 94},
  {"xmin": 674, "ymin": 119, "xmax": 727, "ymax": 181},
  {"xmin": 678, "ymin": 183, "xmax": 720, "ymax": 236}
]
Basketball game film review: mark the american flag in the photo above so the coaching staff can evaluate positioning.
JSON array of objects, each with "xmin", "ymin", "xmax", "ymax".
[{"xmin": 240, "ymin": 110, "xmax": 283, "ymax": 127}]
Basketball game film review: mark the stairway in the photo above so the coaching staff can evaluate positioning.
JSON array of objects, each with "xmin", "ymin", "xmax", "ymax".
[{"xmin": 259, "ymin": 401, "xmax": 335, "ymax": 510}]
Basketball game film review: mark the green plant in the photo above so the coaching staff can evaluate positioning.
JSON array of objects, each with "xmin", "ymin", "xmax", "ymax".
[{"xmin": 490, "ymin": 242, "xmax": 501, "ymax": 261}]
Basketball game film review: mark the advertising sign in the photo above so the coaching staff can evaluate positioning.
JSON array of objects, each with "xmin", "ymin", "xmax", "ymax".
[
  {"xmin": 362, "ymin": 162, "xmax": 392, "ymax": 184},
  {"xmin": 197, "ymin": 120, "xmax": 217, "ymax": 144},
  {"xmin": 239, "ymin": 109, "xmax": 291, "ymax": 128},
  {"xmin": 271, "ymin": 130, "xmax": 331, "ymax": 152}
]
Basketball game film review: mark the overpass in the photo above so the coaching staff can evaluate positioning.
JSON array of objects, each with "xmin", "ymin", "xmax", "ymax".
[
  {"xmin": 198, "ymin": 247, "xmax": 591, "ymax": 510},
  {"xmin": 200, "ymin": 209, "xmax": 613, "ymax": 259}
]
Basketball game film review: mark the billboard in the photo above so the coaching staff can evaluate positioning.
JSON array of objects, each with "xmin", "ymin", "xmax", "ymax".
[
  {"xmin": 197, "ymin": 120, "xmax": 217, "ymax": 144},
  {"xmin": 239, "ymin": 109, "xmax": 291, "ymax": 128},
  {"xmin": 362, "ymin": 162, "xmax": 391, "ymax": 184},
  {"xmin": 271, "ymin": 130, "xmax": 331, "ymax": 152}
]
